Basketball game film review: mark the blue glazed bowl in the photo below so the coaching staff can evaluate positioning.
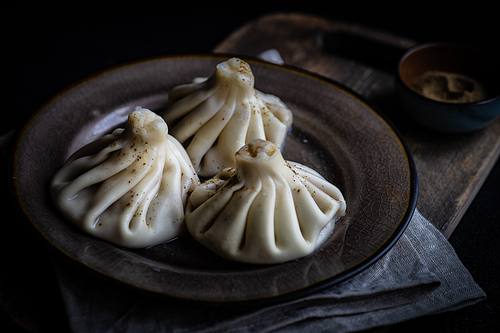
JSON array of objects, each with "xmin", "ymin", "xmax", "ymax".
[{"xmin": 395, "ymin": 42, "xmax": 500, "ymax": 133}]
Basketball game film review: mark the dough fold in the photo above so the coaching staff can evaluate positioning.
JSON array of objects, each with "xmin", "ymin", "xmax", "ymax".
[
  {"xmin": 50, "ymin": 109, "xmax": 199, "ymax": 248},
  {"xmin": 185, "ymin": 139, "xmax": 346, "ymax": 264},
  {"xmin": 162, "ymin": 58, "xmax": 293, "ymax": 177}
]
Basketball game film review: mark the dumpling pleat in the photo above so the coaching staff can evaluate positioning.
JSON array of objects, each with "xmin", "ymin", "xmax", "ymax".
[
  {"xmin": 145, "ymin": 153, "xmax": 186, "ymax": 229},
  {"xmin": 290, "ymin": 162, "xmax": 346, "ymax": 216},
  {"xmin": 245, "ymin": 94, "xmax": 266, "ymax": 143},
  {"xmin": 167, "ymin": 134, "xmax": 198, "ymax": 186},
  {"xmin": 256, "ymin": 91, "xmax": 293, "ymax": 126},
  {"xmin": 243, "ymin": 175, "xmax": 276, "ymax": 257},
  {"xmin": 94, "ymin": 163, "xmax": 163, "ymax": 235},
  {"xmin": 84, "ymin": 146, "xmax": 161, "ymax": 227},
  {"xmin": 169, "ymin": 85, "xmax": 230, "ymax": 143},
  {"xmin": 185, "ymin": 89, "xmax": 236, "ymax": 171},
  {"xmin": 54, "ymin": 137, "xmax": 127, "ymax": 195},
  {"xmin": 261, "ymin": 106, "xmax": 288, "ymax": 148},
  {"xmin": 123, "ymin": 159, "xmax": 165, "ymax": 233},
  {"xmin": 186, "ymin": 179, "xmax": 246, "ymax": 238},
  {"xmin": 163, "ymin": 80, "xmax": 219, "ymax": 124},
  {"xmin": 185, "ymin": 139, "xmax": 346, "ymax": 264},
  {"xmin": 61, "ymin": 150, "xmax": 129, "ymax": 196},
  {"xmin": 65, "ymin": 133, "xmax": 121, "ymax": 164},
  {"xmin": 199, "ymin": 94, "xmax": 251, "ymax": 176},
  {"xmin": 161, "ymin": 58, "xmax": 293, "ymax": 178},
  {"xmin": 303, "ymin": 180, "xmax": 341, "ymax": 215},
  {"xmin": 291, "ymin": 181, "xmax": 334, "ymax": 244},
  {"xmin": 166, "ymin": 79, "xmax": 210, "ymax": 106},
  {"xmin": 272, "ymin": 173, "xmax": 311, "ymax": 252},
  {"xmin": 206, "ymin": 178, "xmax": 261, "ymax": 255},
  {"xmin": 51, "ymin": 109, "xmax": 200, "ymax": 248}
]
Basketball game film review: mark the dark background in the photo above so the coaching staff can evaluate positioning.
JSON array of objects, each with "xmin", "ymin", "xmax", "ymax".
[{"xmin": 1, "ymin": 1, "xmax": 498, "ymax": 332}]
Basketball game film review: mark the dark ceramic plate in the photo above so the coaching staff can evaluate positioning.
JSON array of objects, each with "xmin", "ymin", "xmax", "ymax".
[{"xmin": 10, "ymin": 54, "xmax": 417, "ymax": 305}]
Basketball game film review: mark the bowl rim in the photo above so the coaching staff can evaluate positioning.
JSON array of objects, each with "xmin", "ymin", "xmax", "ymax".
[{"xmin": 396, "ymin": 41, "xmax": 500, "ymax": 106}]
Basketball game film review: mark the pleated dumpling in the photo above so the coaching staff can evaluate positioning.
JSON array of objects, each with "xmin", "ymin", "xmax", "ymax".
[
  {"xmin": 50, "ymin": 109, "xmax": 199, "ymax": 248},
  {"xmin": 162, "ymin": 58, "xmax": 293, "ymax": 178},
  {"xmin": 185, "ymin": 139, "xmax": 346, "ymax": 264}
]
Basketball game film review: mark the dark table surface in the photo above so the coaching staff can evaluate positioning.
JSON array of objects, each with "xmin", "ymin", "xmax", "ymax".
[{"xmin": 2, "ymin": 2, "xmax": 498, "ymax": 332}]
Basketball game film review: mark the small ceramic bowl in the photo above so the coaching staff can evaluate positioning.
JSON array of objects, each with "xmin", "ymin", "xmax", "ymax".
[{"xmin": 395, "ymin": 42, "xmax": 500, "ymax": 133}]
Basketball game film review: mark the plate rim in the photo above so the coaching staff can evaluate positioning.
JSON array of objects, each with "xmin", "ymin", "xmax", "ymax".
[{"xmin": 9, "ymin": 53, "xmax": 418, "ymax": 306}]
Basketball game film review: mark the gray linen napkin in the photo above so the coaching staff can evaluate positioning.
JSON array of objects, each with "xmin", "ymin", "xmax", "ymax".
[{"xmin": 51, "ymin": 209, "xmax": 485, "ymax": 333}]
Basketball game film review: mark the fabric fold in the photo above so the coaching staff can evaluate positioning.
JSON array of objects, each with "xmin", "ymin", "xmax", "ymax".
[{"xmin": 52, "ymin": 209, "xmax": 485, "ymax": 333}]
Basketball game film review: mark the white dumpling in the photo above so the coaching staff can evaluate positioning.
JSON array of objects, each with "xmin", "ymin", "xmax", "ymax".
[
  {"xmin": 50, "ymin": 109, "xmax": 199, "ymax": 248},
  {"xmin": 185, "ymin": 139, "xmax": 346, "ymax": 264},
  {"xmin": 162, "ymin": 57, "xmax": 293, "ymax": 178}
]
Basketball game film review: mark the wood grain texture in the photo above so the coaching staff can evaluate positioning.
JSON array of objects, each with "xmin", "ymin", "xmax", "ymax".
[{"xmin": 213, "ymin": 12, "xmax": 500, "ymax": 237}]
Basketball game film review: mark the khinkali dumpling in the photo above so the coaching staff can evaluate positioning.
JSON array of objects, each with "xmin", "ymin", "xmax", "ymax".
[
  {"xmin": 162, "ymin": 58, "xmax": 293, "ymax": 177},
  {"xmin": 50, "ymin": 109, "xmax": 199, "ymax": 248},
  {"xmin": 185, "ymin": 139, "xmax": 346, "ymax": 264}
]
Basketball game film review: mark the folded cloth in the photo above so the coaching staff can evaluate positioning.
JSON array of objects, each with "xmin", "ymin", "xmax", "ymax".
[{"xmin": 52, "ymin": 209, "xmax": 485, "ymax": 333}]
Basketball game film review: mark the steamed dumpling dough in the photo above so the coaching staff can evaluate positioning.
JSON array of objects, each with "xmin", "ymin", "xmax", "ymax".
[
  {"xmin": 162, "ymin": 57, "xmax": 293, "ymax": 178},
  {"xmin": 185, "ymin": 139, "xmax": 346, "ymax": 264},
  {"xmin": 50, "ymin": 109, "xmax": 199, "ymax": 248}
]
